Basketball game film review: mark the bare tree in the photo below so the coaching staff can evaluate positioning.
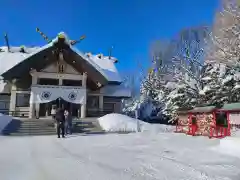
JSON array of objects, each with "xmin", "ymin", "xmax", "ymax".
[
  {"xmin": 206, "ymin": 0, "xmax": 240, "ymax": 65},
  {"xmin": 173, "ymin": 26, "xmax": 209, "ymax": 78}
]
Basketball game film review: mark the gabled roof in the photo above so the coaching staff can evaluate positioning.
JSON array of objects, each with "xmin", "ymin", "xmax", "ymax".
[
  {"xmin": 218, "ymin": 103, "xmax": 240, "ymax": 111},
  {"xmin": 0, "ymin": 32, "xmax": 122, "ymax": 83},
  {"xmin": 188, "ymin": 106, "xmax": 216, "ymax": 113}
]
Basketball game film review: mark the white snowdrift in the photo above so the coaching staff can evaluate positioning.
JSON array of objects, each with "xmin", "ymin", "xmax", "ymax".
[
  {"xmin": 0, "ymin": 113, "xmax": 12, "ymax": 134},
  {"xmin": 212, "ymin": 128, "xmax": 240, "ymax": 158},
  {"xmin": 97, "ymin": 113, "xmax": 175, "ymax": 133},
  {"xmin": 217, "ymin": 137, "xmax": 240, "ymax": 158}
]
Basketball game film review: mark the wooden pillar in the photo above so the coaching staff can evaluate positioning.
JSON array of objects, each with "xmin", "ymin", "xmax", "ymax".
[
  {"xmin": 59, "ymin": 78, "xmax": 63, "ymax": 86},
  {"xmin": 29, "ymin": 69, "xmax": 38, "ymax": 118},
  {"xmin": 81, "ymin": 104, "xmax": 86, "ymax": 118},
  {"xmin": 35, "ymin": 103, "xmax": 40, "ymax": 119},
  {"xmin": 29, "ymin": 101, "xmax": 35, "ymax": 118},
  {"xmin": 9, "ymin": 80, "xmax": 17, "ymax": 116},
  {"xmin": 80, "ymin": 72, "xmax": 87, "ymax": 118},
  {"xmin": 82, "ymin": 72, "xmax": 87, "ymax": 87}
]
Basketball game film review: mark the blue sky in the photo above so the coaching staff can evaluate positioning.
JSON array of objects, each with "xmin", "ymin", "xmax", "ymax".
[{"xmin": 1, "ymin": 0, "xmax": 218, "ymax": 77}]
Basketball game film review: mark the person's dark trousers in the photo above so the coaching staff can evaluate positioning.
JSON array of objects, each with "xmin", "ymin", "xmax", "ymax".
[
  {"xmin": 57, "ymin": 122, "xmax": 65, "ymax": 138},
  {"xmin": 68, "ymin": 123, "xmax": 72, "ymax": 134}
]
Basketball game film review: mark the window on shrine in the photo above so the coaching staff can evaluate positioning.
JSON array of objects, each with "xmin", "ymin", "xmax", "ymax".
[
  {"xmin": 38, "ymin": 78, "xmax": 59, "ymax": 85},
  {"xmin": 62, "ymin": 80, "xmax": 82, "ymax": 86},
  {"xmin": 103, "ymin": 103, "xmax": 115, "ymax": 112},
  {"xmin": 16, "ymin": 93, "xmax": 30, "ymax": 107},
  {"xmin": 0, "ymin": 101, "xmax": 9, "ymax": 110},
  {"xmin": 0, "ymin": 94, "xmax": 10, "ymax": 101},
  {"xmin": 87, "ymin": 96, "xmax": 99, "ymax": 110},
  {"xmin": 216, "ymin": 112, "xmax": 228, "ymax": 127}
]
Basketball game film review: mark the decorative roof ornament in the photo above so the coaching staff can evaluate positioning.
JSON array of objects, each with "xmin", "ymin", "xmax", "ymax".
[
  {"xmin": 86, "ymin": 52, "xmax": 92, "ymax": 58},
  {"xmin": 19, "ymin": 45, "xmax": 26, "ymax": 53},
  {"xmin": 97, "ymin": 54, "xmax": 103, "ymax": 59},
  {"xmin": 36, "ymin": 27, "xmax": 86, "ymax": 46},
  {"xmin": 58, "ymin": 33, "xmax": 65, "ymax": 39},
  {"xmin": 36, "ymin": 28, "xmax": 52, "ymax": 43},
  {"xmin": 108, "ymin": 46, "xmax": 113, "ymax": 59},
  {"xmin": 97, "ymin": 82, "xmax": 102, "ymax": 87},
  {"xmin": 108, "ymin": 46, "xmax": 118, "ymax": 63},
  {"xmin": 4, "ymin": 33, "xmax": 10, "ymax": 52},
  {"xmin": 70, "ymin": 35, "xmax": 86, "ymax": 46}
]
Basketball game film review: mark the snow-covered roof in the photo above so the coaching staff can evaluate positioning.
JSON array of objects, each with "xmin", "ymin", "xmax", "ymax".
[
  {"xmin": 100, "ymin": 84, "xmax": 131, "ymax": 97},
  {"xmin": 0, "ymin": 46, "xmax": 44, "ymax": 79},
  {"xmin": 0, "ymin": 32, "xmax": 122, "ymax": 83}
]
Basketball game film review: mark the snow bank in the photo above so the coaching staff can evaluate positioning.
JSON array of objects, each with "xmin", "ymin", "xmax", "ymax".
[
  {"xmin": 0, "ymin": 113, "xmax": 12, "ymax": 134},
  {"xmin": 213, "ymin": 128, "xmax": 240, "ymax": 158},
  {"xmin": 97, "ymin": 113, "xmax": 175, "ymax": 133},
  {"xmin": 218, "ymin": 137, "xmax": 240, "ymax": 158}
]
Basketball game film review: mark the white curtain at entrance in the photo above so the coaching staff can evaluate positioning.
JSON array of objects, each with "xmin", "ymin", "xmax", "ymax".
[
  {"xmin": 30, "ymin": 85, "xmax": 86, "ymax": 104},
  {"xmin": 61, "ymin": 88, "xmax": 86, "ymax": 104}
]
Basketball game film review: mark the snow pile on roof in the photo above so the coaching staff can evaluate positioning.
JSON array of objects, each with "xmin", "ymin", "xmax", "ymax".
[
  {"xmin": 100, "ymin": 84, "xmax": 131, "ymax": 97},
  {"xmin": 0, "ymin": 46, "xmax": 42, "ymax": 76},
  {"xmin": 93, "ymin": 54, "xmax": 120, "ymax": 80},
  {"xmin": 0, "ymin": 32, "xmax": 122, "ymax": 83},
  {"xmin": 0, "ymin": 113, "xmax": 12, "ymax": 134},
  {"xmin": 83, "ymin": 52, "xmax": 122, "ymax": 82},
  {"xmin": 55, "ymin": 32, "xmax": 122, "ymax": 82},
  {"xmin": 0, "ymin": 46, "xmax": 44, "ymax": 92},
  {"xmin": 98, "ymin": 113, "xmax": 175, "ymax": 133}
]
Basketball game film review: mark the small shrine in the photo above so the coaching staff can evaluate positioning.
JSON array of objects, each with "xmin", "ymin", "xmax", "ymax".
[{"xmin": 176, "ymin": 102, "xmax": 240, "ymax": 138}]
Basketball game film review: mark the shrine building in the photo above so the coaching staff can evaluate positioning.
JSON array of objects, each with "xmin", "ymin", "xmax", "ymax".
[{"xmin": 0, "ymin": 32, "xmax": 131, "ymax": 118}]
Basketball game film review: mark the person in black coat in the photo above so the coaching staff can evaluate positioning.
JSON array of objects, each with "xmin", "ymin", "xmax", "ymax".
[{"xmin": 55, "ymin": 108, "xmax": 65, "ymax": 138}]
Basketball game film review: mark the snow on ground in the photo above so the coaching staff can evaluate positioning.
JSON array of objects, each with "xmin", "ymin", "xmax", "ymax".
[
  {"xmin": 215, "ymin": 127, "xmax": 240, "ymax": 159},
  {"xmin": 97, "ymin": 113, "xmax": 175, "ymax": 133},
  {"xmin": 217, "ymin": 137, "xmax": 240, "ymax": 159},
  {"xmin": 0, "ymin": 113, "xmax": 12, "ymax": 133},
  {"xmin": 0, "ymin": 132, "xmax": 240, "ymax": 180}
]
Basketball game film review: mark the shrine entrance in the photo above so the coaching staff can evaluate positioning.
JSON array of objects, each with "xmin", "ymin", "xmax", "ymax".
[
  {"xmin": 31, "ymin": 85, "xmax": 86, "ymax": 118},
  {"xmin": 39, "ymin": 98, "xmax": 79, "ymax": 117}
]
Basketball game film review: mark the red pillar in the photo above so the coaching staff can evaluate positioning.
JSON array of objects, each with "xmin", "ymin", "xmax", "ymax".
[
  {"xmin": 227, "ymin": 112, "xmax": 231, "ymax": 136},
  {"xmin": 212, "ymin": 112, "xmax": 216, "ymax": 138},
  {"xmin": 188, "ymin": 113, "xmax": 192, "ymax": 135}
]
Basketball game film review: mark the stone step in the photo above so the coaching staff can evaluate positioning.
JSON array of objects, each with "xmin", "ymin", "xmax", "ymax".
[
  {"xmin": 5, "ymin": 132, "xmax": 56, "ymax": 136},
  {"xmin": 2, "ymin": 117, "xmax": 104, "ymax": 136}
]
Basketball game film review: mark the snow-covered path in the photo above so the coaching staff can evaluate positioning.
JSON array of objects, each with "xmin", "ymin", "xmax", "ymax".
[{"xmin": 0, "ymin": 133, "xmax": 240, "ymax": 180}]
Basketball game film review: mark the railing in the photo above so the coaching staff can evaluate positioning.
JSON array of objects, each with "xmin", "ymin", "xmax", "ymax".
[
  {"xmin": 209, "ymin": 126, "xmax": 230, "ymax": 138},
  {"xmin": 175, "ymin": 121, "xmax": 189, "ymax": 133},
  {"xmin": 0, "ymin": 109, "xmax": 115, "ymax": 118},
  {"xmin": 0, "ymin": 110, "xmax": 29, "ymax": 117}
]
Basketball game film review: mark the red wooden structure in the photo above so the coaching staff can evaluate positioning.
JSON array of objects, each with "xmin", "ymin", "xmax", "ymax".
[{"xmin": 176, "ymin": 103, "xmax": 240, "ymax": 138}]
